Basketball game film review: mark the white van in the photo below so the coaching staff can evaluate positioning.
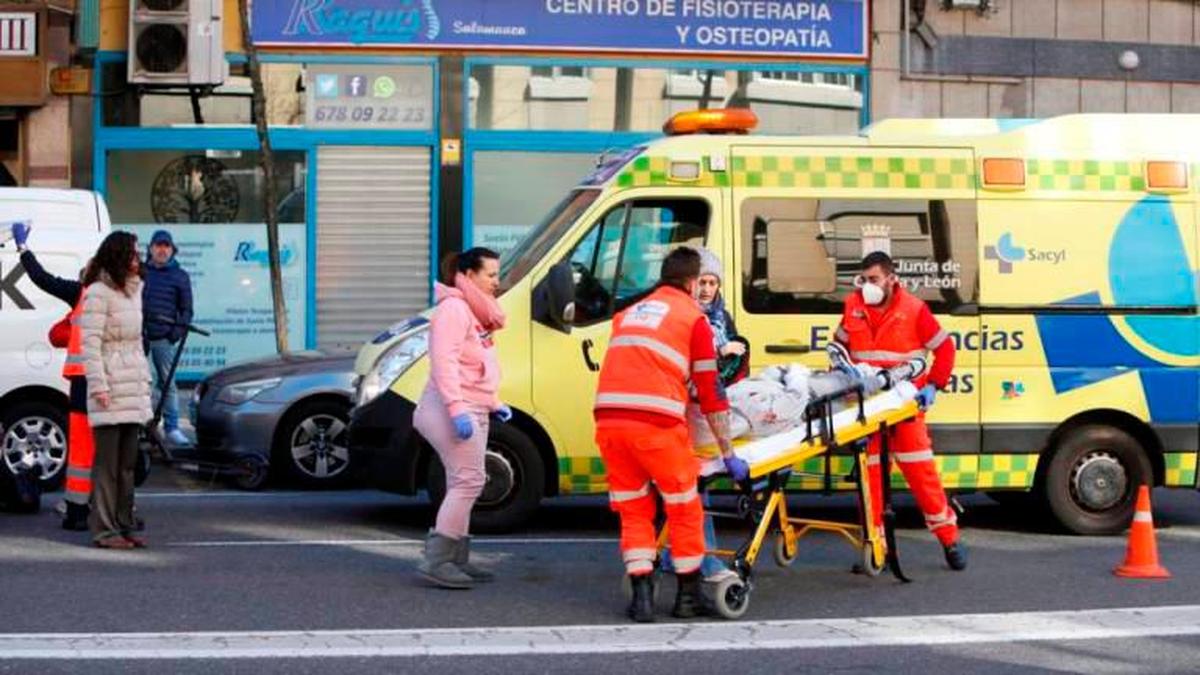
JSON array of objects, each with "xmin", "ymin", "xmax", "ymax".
[{"xmin": 0, "ymin": 188, "xmax": 111, "ymax": 487}]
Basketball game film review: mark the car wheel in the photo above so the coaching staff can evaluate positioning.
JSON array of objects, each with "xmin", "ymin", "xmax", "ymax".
[
  {"xmin": 427, "ymin": 422, "xmax": 544, "ymax": 533},
  {"xmin": 1043, "ymin": 425, "xmax": 1152, "ymax": 535},
  {"xmin": 273, "ymin": 399, "xmax": 352, "ymax": 487},
  {"xmin": 1, "ymin": 401, "xmax": 68, "ymax": 490}
]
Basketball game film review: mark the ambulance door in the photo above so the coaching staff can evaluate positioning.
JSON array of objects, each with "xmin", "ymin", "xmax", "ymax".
[
  {"xmin": 730, "ymin": 146, "xmax": 982, "ymax": 464},
  {"xmin": 530, "ymin": 189, "xmax": 721, "ymax": 476}
]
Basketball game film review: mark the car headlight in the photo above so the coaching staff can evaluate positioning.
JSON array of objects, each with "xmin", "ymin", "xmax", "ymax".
[
  {"xmin": 357, "ymin": 327, "xmax": 429, "ymax": 407},
  {"xmin": 216, "ymin": 378, "xmax": 282, "ymax": 405}
]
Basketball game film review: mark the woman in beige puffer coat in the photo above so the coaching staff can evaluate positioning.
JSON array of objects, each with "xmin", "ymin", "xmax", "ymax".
[{"xmin": 80, "ymin": 231, "xmax": 153, "ymax": 549}]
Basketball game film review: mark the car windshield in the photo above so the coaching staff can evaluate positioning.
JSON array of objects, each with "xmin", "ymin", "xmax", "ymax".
[{"xmin": 499, "ymin": 188, "xmax": 601, "ymax": 291}]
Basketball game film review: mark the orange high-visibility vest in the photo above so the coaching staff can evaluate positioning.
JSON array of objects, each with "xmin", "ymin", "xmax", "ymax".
[
  {"xmin": 840, "ymin": 287, "xmax": 929, "ymax": 369},
  {"xmin": 594, "ymin": 285, "xmax": 710, "ymax": 421},
  {"xmin": 61, "ymin": 293, "xmax": 87, "ymax": 378}
]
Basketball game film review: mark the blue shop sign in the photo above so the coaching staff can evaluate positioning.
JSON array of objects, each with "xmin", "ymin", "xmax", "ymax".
[{"xmin": 252, "ymin": 0, "xmax": 868, "ymax": 59}]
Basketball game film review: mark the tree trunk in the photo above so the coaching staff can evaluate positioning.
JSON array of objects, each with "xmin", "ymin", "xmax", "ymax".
[{"xmin": 237, "ymin": 0, "xmax": 288, "ymax": 353}]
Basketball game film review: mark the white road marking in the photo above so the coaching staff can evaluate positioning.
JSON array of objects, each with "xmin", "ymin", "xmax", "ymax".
[
  {"xmin": 168, "ymin": 537, "xmax": 617, "ymax": 548},
  {"xmin": 4, "ymin": 605, "xmax": 1200, "ymax": 660}
]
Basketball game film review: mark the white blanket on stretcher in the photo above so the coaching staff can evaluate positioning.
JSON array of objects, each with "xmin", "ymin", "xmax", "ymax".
[{"xmin": 697, "ymin": 379, "xmax": 919, "ymax": 477}]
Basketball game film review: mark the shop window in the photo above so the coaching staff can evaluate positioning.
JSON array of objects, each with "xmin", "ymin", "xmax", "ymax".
[
  {"xmin": 742, "ymin": 70, "xmax": 864, "ymax": 134},
  {"xmin": 565, "ymin": 197, "xmax": 709, "ymax": 324},
  {"xmin": 740, "ymin": 197, "xmax": 978, "ymax": 315},
  {"xmin": 472, "ymin": 151, "xmax": 602, "ymax": 254},
  {"xmin": 105, "ymin": 149, "xmax": 309, "ymax": 374}
]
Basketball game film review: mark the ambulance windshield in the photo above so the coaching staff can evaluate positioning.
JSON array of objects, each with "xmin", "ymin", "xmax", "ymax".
[{"xmin": 499, "ymin": 188, "xmax": 601, "ymax": 292}]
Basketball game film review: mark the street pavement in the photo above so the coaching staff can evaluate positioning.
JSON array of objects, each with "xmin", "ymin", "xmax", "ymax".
[{"xmin": 2, "ymin": 467, "xmax": 1199, "ymax": 673}]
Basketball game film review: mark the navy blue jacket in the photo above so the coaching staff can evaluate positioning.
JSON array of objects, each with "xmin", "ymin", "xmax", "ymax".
[{"xmin": 142, "ymin": 257, "xmax": 193, "ymax": 343}]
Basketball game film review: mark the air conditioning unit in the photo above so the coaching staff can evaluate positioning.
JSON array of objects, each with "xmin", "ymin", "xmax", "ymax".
[
  {"xmin": 943, "ymin": 0, "xmax": 988, "ymax": 8},
  {"xmin": 128, "ymin": 0, "xmax": 225, "ymax": 86}
]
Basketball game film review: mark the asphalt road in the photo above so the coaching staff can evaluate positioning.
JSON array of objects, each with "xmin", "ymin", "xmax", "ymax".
[{"xmin": 2, "ymin": 468, "xmax": 1199, "ymax": 673}]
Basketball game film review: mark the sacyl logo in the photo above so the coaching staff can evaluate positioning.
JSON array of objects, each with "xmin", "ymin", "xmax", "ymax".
[{"xmin": 985, "ymin": 232, "xmax": 1065, "ymax": 274}]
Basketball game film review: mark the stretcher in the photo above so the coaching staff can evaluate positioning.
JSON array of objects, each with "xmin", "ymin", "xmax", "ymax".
[{"xmin": 649, "ymin": 345, "xmax": 926, "ymax": 619}]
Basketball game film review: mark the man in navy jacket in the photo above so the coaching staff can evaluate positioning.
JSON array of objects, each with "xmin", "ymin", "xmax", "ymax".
[{"xmin": 143, "ymin": 230, "xmax": 193, "ymax": 447}]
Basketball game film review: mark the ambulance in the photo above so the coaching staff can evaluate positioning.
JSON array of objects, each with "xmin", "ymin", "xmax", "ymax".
[{"xmin": 349, "ymin": 111, "xmax": 1200, "ymax": 535}]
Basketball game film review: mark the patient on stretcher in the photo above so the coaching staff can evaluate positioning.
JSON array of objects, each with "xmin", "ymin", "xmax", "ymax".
[{"xmin": 690, "ymin": 344, "xmax": 925, "ymax": 476}]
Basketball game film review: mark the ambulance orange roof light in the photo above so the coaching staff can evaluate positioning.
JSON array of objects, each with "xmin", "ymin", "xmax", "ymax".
[{"xmin": 663, "ymin": 108, "xmax": 759, "ymax": 136}]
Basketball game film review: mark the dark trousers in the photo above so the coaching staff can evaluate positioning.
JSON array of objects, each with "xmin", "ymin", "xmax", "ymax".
[{"xmin": 89, "ymin": 424, "xmax": 140, "ymax": 542}]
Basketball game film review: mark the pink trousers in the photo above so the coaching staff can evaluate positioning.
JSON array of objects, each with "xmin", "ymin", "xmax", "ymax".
[{"xmin": 413, "ymin": 388, "xmax": 490, "ymax": 539}]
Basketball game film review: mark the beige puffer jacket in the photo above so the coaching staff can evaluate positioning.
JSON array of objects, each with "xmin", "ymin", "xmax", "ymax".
[{"xmin": 81, "ymin": 274, "xmax": 153, "ymax": 427}]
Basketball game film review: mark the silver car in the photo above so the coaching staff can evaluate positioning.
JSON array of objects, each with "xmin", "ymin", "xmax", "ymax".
[{"xmin": 189, "ymin": 351, "xmax": 356, "ymax": 488}]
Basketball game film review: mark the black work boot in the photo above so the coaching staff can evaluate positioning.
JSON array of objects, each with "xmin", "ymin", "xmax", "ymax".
[
  {"xmin": 671, "ymin": 571, "xmax": 710, "ymax": 619},
  {"xmin": 943, "ymin": 542, "xmax": 968, "ymax": 571},
  {"xmin": 62, "ymin": 502, "xmax": 89, "ymax": 531},
  {"xmin": 627, "ymin": 574, "xmax": 655, "ymax": 623}
]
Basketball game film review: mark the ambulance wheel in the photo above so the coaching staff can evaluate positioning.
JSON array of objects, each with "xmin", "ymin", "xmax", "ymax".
[
  {"xmin": 772, "ymin": 533, "xmax": 797, "ymax": 567},
  {"xmin": 0, "ymin": 401, "xmax": 68, "ymax": 490},
  {"xmin": 427, "ymin": 422, "xmax": 544, "ymax": 533},
  {"xmin": 709, "ymin": 576, "xmax": 750, "ymax": 620},
  {"xmin": 860, "ymin": 543, "xmax": 885, "ymax": 577},
  {"xmin": 1044, "ymin": 425, "xmax": 1151, "ymax": 536}
]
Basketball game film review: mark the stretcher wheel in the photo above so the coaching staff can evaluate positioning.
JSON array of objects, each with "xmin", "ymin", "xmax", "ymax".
[
  {"xmin": 772, "ymin": 533, "xmax": 798, "ymax": 567},
  {"xmin": 708, "ymin": 576, "xmax": 750, "ymax": 620},
  {"xmin": 860, "ymin": 542, "xmax": 886, "ymax": 577}
]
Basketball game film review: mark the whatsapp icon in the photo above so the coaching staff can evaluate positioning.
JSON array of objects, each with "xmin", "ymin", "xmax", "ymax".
[{"xmin": 372, "ymin": 76, "xmax": 397, "ymax": 99}]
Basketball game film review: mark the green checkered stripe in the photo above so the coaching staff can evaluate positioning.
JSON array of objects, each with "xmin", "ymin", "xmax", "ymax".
[
  {"xmin": 615, "ymin": 156, "xmax": 730, "ymax": 188},
  {"xmin": 560, "ymin": 453, "xmax": 1040, "ymax": 495},
  {"xmin": 1164, "ymin": 452, "xmax": 1198, "ymax": 487},
  {"xmin": 1025, "ymin": 159, "xmax": 1145, "ymax": 192},
  {"xmin": 559, "ymin": 457, "xmax": 608, "ymax": 495},
  {"xmin": 730, "ymin": 155, "xmax": 976, "ymax": 191}
]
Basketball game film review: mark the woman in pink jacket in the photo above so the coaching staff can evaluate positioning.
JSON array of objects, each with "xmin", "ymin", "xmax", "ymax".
[{"xmin": 415, "ymin": 247, "xmax": 510, "ymax": 589}]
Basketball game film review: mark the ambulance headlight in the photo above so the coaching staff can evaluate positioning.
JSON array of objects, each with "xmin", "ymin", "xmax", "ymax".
[{"xmin": 357, "ymin": 327, "xmax": 429, "ymax": 407}]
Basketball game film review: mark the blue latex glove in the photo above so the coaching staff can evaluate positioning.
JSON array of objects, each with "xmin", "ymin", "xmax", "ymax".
[
  {"xmin": 452, "ymin": 413, "xmax": 474, "ymax": 440},
  {"xmin": 492, "ymin": 404, "xmax": 512, "ymax": 423},
  {"xmin": 915, "ymin": 384, "xmax": 938, "ymax": 411},
  {"xmin": 10, "ymin": 221, "xmax": 30, "ymax": 248},
  {"xmin": 724, "ymin": 455, "xmax": 750, "ymax": 482}
]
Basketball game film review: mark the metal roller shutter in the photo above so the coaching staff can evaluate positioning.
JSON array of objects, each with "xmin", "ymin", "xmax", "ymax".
[{"xmin": 316, "ymin": 146, "xmax": 432, "ymax": 349}]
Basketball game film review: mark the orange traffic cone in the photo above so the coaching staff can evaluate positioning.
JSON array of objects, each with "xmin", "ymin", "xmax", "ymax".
[{"xmin": 1113, "ymin": 485, "xmax": 1170, "ymax": 579}]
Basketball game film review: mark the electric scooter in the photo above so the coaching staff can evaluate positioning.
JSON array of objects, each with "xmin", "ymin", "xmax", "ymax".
[{"xmin": 138, "ymin": 316, "xmax": 269, "ymax": 490}]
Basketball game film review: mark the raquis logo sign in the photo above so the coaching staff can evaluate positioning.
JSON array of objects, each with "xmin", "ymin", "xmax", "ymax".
[{"xmin": 282, "ymin": 0, "xmax": 439, "ymax": 43}]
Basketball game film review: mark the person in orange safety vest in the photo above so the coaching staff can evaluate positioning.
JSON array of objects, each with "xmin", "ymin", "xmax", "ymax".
[
  {"xmin": 594, "ymin": 246, "xmax": 750, "ymax": 622},
  {"xmin": 836, "ymin": 251, "xmax": 967, "ymax": 571},
  {"xmin": 11, "ymin": 221, "xmax": 94, "ymax": 531}
]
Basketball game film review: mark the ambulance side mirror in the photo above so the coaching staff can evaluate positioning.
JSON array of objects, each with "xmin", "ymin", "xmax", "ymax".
[{"xmin": 534, "ymin": 261, "xmax": 576, "ymax": 333}]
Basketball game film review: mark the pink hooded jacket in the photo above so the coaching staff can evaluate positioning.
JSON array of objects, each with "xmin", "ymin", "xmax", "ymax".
[{"xmin": 426, "ymin": 281, "xmax": 503, "ymax": 417}]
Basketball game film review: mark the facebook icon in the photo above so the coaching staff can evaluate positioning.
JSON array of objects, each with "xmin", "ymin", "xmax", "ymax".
[{"xmin": 345, "ymin": 75, "xmax": 367, "ymax": 97}]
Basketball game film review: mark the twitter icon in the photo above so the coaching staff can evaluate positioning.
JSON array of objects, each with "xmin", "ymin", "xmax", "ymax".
[{"xmin": 314, "ymin": 74, "xmax": 339, "ymax": 98}]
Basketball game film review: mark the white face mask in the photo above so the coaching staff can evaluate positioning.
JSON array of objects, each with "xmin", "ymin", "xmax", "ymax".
[{"xmin": 861, "ymin": 282, "xmax": 887, "ymax": 306}]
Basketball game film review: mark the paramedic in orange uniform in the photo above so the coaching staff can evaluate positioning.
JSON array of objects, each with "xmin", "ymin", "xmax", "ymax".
[
  {"xmin": 594, "ymin": 247, "xmax": 749, "ymax": 622},
  {"xmin": 836, "ymin": 251, "xmax": 967, "ymax": 571}
]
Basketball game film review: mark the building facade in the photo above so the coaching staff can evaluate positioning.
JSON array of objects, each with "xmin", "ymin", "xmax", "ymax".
[{"xmin": 82, "ymin": 0, "xmax": 1200, "ymax": 376}]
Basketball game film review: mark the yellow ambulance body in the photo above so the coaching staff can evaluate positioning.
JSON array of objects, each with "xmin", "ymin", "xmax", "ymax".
[{"xmin": 350, "ymin": 112, "xmax": 1200, "ymax": 534}]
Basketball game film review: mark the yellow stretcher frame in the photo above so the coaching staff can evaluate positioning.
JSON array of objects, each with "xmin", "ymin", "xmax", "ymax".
[{"xmin": 653, "ymin": 398, "xmax": 923, "ymax": 620}]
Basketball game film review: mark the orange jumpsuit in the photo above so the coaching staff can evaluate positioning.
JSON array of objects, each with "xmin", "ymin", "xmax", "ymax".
[
  {"xmin": 837, "ymin": 286, "xmax": 960, "ymax": 547},
  {"xmin": 594, "ymin": 285, "xmax": 729, "ymax": 576}
]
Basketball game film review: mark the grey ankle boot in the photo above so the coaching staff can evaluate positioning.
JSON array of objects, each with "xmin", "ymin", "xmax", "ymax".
[
  {"xmin": 454, "ymin": 536, "xmax": 494, "ymax": 583},
  {"xmin": 417, "ymin": 531, "xmax": 473, "ymax": 589}
]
